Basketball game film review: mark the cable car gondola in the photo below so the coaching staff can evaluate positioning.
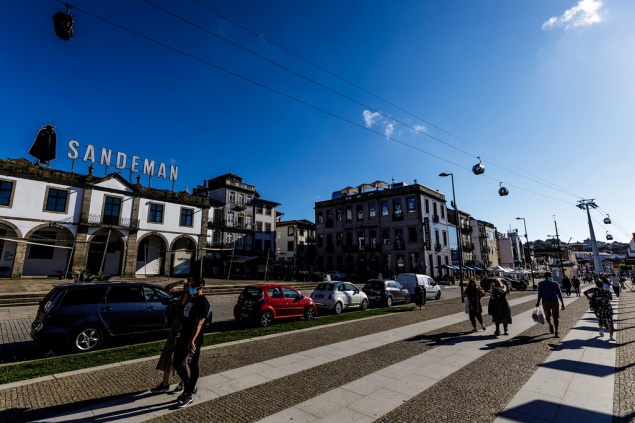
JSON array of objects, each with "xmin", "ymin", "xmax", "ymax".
[
  {"xmin": 472, "ymin": 156, "xmax": 485, "ymax": 175},
  {"xmin": 53, "ymin": 5, "xmax": 74, "ymax": 41},
  {"xmin": 603, "ymin": 215, "xmax": 611, "ymax": 225},
  {"xmin": 606, "ymin": 232, "xmax": 613, "ymax": 241},
  {"xmin": 498, "ymin": 182, "xmax": 509, "ymax": 196}
]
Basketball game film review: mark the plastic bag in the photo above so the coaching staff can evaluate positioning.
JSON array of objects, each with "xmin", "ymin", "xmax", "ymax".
[
  {"xmin": 464, "ymin": 297, "xmax": 470, "ymax": 314},
  {"xmin": 532, "ymin": 307, "xmax": 545, "ymax": 325}
]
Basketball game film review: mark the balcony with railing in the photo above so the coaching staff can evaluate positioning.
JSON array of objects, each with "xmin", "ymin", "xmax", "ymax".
[
  {"xmin": 81, "ymin": 213, "xmax": 139, "ymax": 229},
  {"xmin": 434, "ymin": 243, "xmax": 442, "ymax": 253},
  {"xmin": 432, "ymin": 214, "xmax": 440, "ymax": 223}
]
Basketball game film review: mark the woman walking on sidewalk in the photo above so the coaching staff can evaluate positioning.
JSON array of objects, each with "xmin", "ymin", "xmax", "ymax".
[
  {"xmin": 585, "ymin": 279, "xmax": 615, "ymax": 341},
  {"xmin": 572, "ymin": 276, "xmax": 581, "ymax": 297},
  {"xmin": 488, "ymin": 278, "xmax": 512, "ymax": 336},
  {"xmin": 151, "ymin": 278, "xmax": 191, "ymax": 393},
  {"xmin": 463, "ymin": 279, "xmax": 486, "ymax": 332}
]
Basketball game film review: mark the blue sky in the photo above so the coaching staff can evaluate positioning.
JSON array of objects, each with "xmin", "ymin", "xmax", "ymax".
[{"xmin": 2, "ymin": 0, "xmax": 633, "ymax": 244}]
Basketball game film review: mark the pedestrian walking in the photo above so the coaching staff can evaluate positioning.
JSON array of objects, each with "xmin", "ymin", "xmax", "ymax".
[
  {"xmin": 572, "ymin": 276, "xmax": 581, "ymax": 297},
  {"xmin": 602, "ymin": 275, "xmax": 611, "ymax": 292},
  {"xmin": 463, "ymin": 279, "xmax": 486, "ymax": 332},
  {"xmin": 584, "ymin": 279, "xmax": 615, "ymax": 341},
  {"xmin": 488, "ymin": 278, "xmax": 512, "ymax": 336},
  {"xmin": 150, "ymin": 278, "xmax": 191, "ymax": 393},
  {"xmin": 562, "ymin": 275, "xmax": 572, "ymax": 297},
  {"xmin": 536, "ymin": 271, "xmax": 565, "ymax": 338},
  {"xmin": 609, "ymin": 273, "xmax": 621, "ymax": 297},
  {"xmin": 173, "ymin": 277, "xmax": 210, "ymax": 408}
]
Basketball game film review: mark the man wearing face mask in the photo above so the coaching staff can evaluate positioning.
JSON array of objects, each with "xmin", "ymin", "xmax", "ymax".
[
  {"xmin": 173, "ymin": 277, "xmax": 210, "ymax": 408},
  {"xmin": 536, "ymin": 271, "xmax": 565, "ymax": 338}
]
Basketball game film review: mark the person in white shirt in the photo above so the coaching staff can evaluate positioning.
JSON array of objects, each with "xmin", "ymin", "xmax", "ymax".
[{"xmin": 609, "ymin": 273, "xmax": 621, "ymax": 297}]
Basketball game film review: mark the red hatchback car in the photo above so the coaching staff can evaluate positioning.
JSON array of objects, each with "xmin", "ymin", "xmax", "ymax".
[{"xmin": 233, "ymin": 284, "xmax": 318, "ymax": 327}]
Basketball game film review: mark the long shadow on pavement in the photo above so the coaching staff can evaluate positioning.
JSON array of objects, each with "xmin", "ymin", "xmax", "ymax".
[{"xmin": 497, "ymin": 399, "xmax": 612, "ymax": 422}]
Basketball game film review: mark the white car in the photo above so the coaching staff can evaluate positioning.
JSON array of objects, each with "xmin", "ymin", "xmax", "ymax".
[
  {"xmin": 325, "ymin": 271, "xmax": 348, "ymax": 281},
  {"xmin": 310, "ymin": 281, "xmax": 368, "ymax": 314},
  {"xmin": 396, "ymin": 273, "xmax": 442, "ymax": 300}
]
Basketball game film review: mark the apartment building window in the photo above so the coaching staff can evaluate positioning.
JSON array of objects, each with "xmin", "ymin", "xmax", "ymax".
[
  {"xmin": 433, "ymin": 202, "xmax": 438, "ymax": 218},
  {"xmin": 287, "ymin": 241, "xmax": 294, "ymax": 252},
  {"xmin": 246, "ymin": 195, "xmax": 253, "ymax": 205},
  {"xmin": 408, "ymin": 226, "xmax": 418, "ymax": 243},
  {"xmin": 377, "ymin": 201, "xmax": 387, "ymax": 216},
  {"xmin": 345, "ymin": 232, "xmax": 353, "ymax": 246},
  {"xmin": 318, "ymin": 235, "xmax": 323, "ymax": 247},
  {"xmin": 226, "ymin": 211, "xmax": 234, "ymax": 227},
  {"xmin": 356, "ymin": 205, "xmax": 364, "ymax": 220},
  {"xmin": 256, "ymin": 221, "xmax": 262, "ymax": 232},
  {"xmin": 246, "ymin": 215, "xmax": 252, "ymax": 229},
  {"xmin": 326, "ymin": 255, "xmax": 333, "ymax": 268},
  {"xmin": 288, "ymin": 226, "xmax": 294, "ymax": 236},
  {"xmin": 265, "ymin": 223, "xmax": 271, "ymax": 232},
  {"xmin": 393, "ymin": 199, "xmax": 402, "ymax": 217},
  {"xmin": 336, "ymin": 209, "xmax": 342, "ymax": 221},
  {"xmin": 265, "ymin": 205, "xmax": 272, "ymax": 216},
  {"xmin": 229, "ymin": 191, "xmax": 236, "ymax": 204},
  {"xmin": 410, "ymin": 252, "xmax": 419, "ymax": 270},
  {"xmin": 425, "ymin": 199, "xmax": 430, "ymax": 214},
  {"xmin": 244, "ymin": 234, "xmax": 252, "ymax": 248},
  {"xmin": 442, "ymin": 231, "xmax": 448, "ymax": 246},
  {"xmin": 149, "ymin": 203, "xmax": 164, "ymax": 223},
  {"xmin": 357, "ymin": 231, "xmax": 365, "ymax": 250},
  {"xmin": 336, "ymin": 232, "xmax": 343, "ymax": 246},
  {"xmin": 369, "ymin": 203, "xmax": 376, "ymax": 218},
  {"xmin": 435, "ymin": 229, "xmax": 440, "ymax": 246},
  {"xmin": 103, "ymin": 196, "xmax": 122, "ymax": 225},
  {"xmin": 428, "ymin": 254, "xmax": 433, "ymax": 273},
  {"xmin": 0, "ymin": 180, "xmax": 15, "ymax": 207},
  {"xmin": 256, "ymin": 203, "xmax": 264, "ymax": 214},
  {"xmin": 345, "ymin": 207, "xmax": 352, "ymax": 221},
  {"xmin": 369, "ymin": 230, "xmax": 377, "ymax": 249},
  {"xmin": 395, "ymin": 229, "xmax": 404, "ymax": 249},
  {"xmin": 180, "ymin": 208, "xmax": 194, "ymax": 227},
  {"xmin": 225, "ymin": 232, "xmax": 234, "ymax": 245},
  {"xmin": 238, "ymin": 193, "xmax": 244, "ymax": 206},
  {"xmin": 440, "ymin": 204, "xmax": 445, "ymax": 219},
  {"xmin": 317, "ymin": 211, "xmax": 323, "ymax": 224},
  {"xmin": 406, "ymin": 197, "xmax": 416, "ymax": 213},
  {"xmin": 326, "ymin": 234, "xmax": 333, "ymax": 247},
  {"xmin": 382, "ymin": 228, "xmax": 390, "ymax": 245},
  {"xmin": 44, "ymin": 187, "xmax": 69, "ymax": 212},
  {"xmin": 213, "ymin": 209, "xmax": 222, "ymax": 224}
]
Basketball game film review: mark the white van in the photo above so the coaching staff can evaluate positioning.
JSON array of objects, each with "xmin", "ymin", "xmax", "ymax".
[{"xmin": 396, "ymin": 273, "xmax": 442, "ymax": 300}]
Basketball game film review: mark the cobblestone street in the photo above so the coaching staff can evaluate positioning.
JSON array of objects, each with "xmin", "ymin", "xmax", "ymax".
[{"xmin": 0, "ymin": 284, "xmax": 631, "ymax": 422}]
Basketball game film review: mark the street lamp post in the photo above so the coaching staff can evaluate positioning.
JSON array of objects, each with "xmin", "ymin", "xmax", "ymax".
[
  {"xmin": 516, "ymin": 217, "xmax": 536, "ymax": 290},
  {"xmin": 439, "ymin": 173, "xmax": 464, "ymax": 297}
]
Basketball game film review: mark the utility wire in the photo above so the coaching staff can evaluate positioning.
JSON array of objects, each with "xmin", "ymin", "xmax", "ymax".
[
  {"xmin": 60, "ymin": 2, "xmax": 595, "ymax": 207},
  {"xmin": 186, "ymin": 0, "xmax": 586, "ymax": 201}
]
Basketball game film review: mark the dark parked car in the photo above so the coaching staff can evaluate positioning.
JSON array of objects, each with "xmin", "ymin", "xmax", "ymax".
[
  {"xmin": 31, "ymin": 282, "xmax": 175, "ymax": 353},
  {"xmin": 233, "ymin": 284, "xmax": 317, "ymax": 327},
  {"xmin": 504, "ymin": 277, "xmax": 528, "ymax": 291},
  {"xmin": 480, "ymin": 276, "xmax": 512, "ymax": 293},
  {"xmin": 362, "ymin": 279, "xmax": 410, "ymax": 307}
]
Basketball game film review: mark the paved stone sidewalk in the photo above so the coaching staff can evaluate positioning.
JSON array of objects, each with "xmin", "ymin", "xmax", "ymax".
[{"xmin": 1, "ymin": 286, "xmax": 629, "ymax": 423}]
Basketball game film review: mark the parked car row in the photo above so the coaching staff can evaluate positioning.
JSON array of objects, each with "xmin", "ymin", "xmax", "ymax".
[
  {"xmin": 31, "ymin": 274, "xmax": 444, "ymax": 354},
  {"xmin": 480, "ymin": 276, "xmax": 529, "ymax": 292}
]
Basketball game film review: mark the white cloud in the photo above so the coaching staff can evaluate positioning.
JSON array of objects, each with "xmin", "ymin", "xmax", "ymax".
[
  {"xmin": 542, "ymin": 0, "xmax": 603, "ymax": 30},
  {"xmin": 385, "ymin": 123, "xmax": 394, "ymax": 139},
  {"xmin": 363, "ymin": 110, "xmax": 381, "ymax": 127},
  {"xmin": 413, "ymin": 124, "xmax": 426, "ymax": 133}
]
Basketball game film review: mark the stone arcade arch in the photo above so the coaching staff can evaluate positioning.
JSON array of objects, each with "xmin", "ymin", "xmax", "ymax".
[
  {"xmin": 86, "ymin": 229, "xmax": 125, "ymax": 276},
  {"xmin": 0, "ymin": 220, "xmax": 22, "ymax": 278},
  {"xmin": 170, "ymin": 236, "xmax": 197, "ymax": 276},
  {"xmin": 136, "ymin": 233, "xmax": 168, "ymax": 276},
  {"xmin": 23, "ymin": 224, "xmax": 75, "ymax": 277}
]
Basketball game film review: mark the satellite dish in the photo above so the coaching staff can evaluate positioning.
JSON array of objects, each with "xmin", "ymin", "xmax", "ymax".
[
  {"xmin": 472, "ymin": 156, "xmax": 485, "ymax": 175},
  {"xmin": 53, "ymin": 6, "xmax": 74, "ymax": 41},
  {"xmin": 29, "ymin": 124, "xmax": 57, "ymax": 165},
  {"xmin": 498, "ymin": 182, "xmax": 509, "ymax": 196}
]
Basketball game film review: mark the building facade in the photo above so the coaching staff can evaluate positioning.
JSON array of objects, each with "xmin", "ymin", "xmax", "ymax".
[
  {"xmin": 275, "ymin": 219, "xmax": 316, "ymax": 273},
  {"xmin": 314, "ymin": 181, "xmax": 451, "ymax": 279},
  {"xmin": 0, "ymin": 158, "xmax": 209, "ymax": 279},
  {"xmin": 471, "ymin": 219, "xmax": 499, "ymax": 270}
]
